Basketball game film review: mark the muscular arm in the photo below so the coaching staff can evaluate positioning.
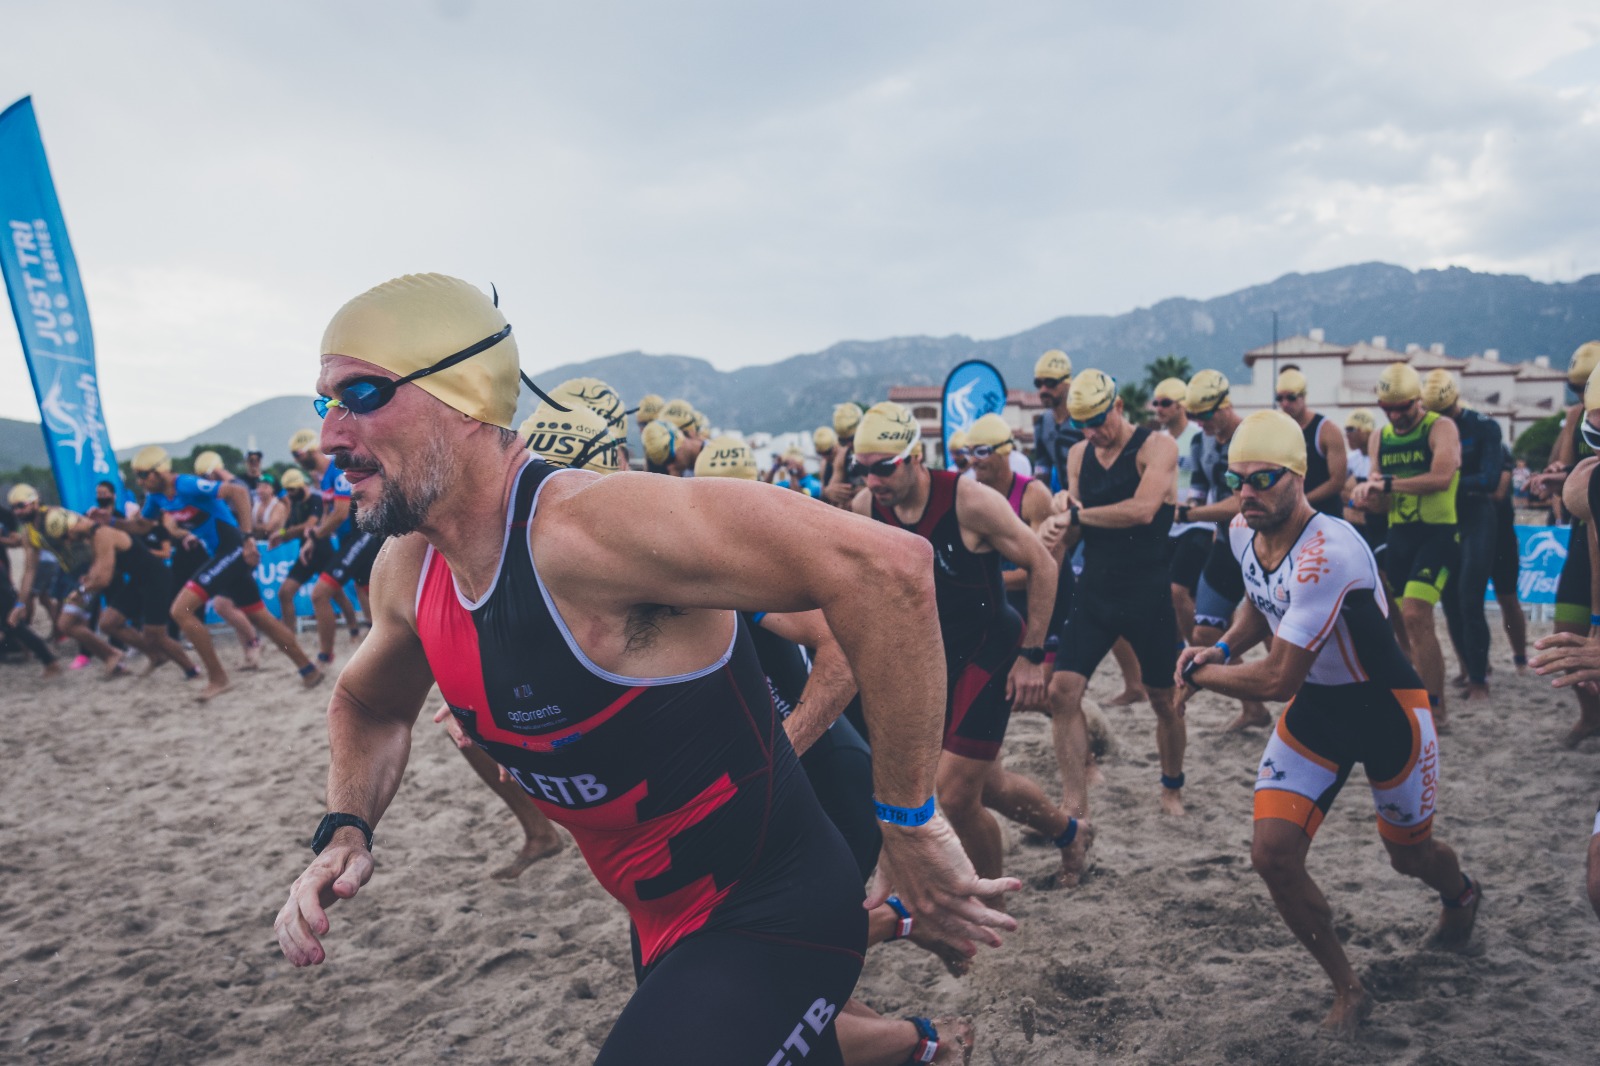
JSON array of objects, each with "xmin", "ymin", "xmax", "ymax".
[
  {"xmin": 759, "ymin": 609, "xmax": 860, "ymax": 756},
  {"xmin": 81, "ymin": 527, "xmax": 118, "ymax": 594},
  {"xmin": 956, "ymin": 476, "xmax": 1057, "ymax": 648},
  {"xmin": 1307, "ymin": 418, "xmax": 1347, "ymax": 509},
  {"xmin": 1003, "ymin": 480, "xmax": 1054, "ymax": 591},
  {"xmin": 221, "ymin": 482, "xmax": 253, "ymax": 533},
  {"xmin": 1078, "ymin": 433, "xmax": 1178, "ymax": 528},
  {"xmin": 1458, "ymin": 416, "xmax": 1504, "ymax": 496},
  {"xmin": 314, "ymin": 497, "xmax": 351, "ymax": 541},
  {"xmin": 1187, "ymin": 600, "xmax": 1315, "ymax": 702}
]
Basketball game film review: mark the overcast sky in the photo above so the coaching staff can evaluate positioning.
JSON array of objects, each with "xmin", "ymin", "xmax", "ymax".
[{"xmin": 3, "ymin": 1, "xmax": 1598, "ymax": 443}]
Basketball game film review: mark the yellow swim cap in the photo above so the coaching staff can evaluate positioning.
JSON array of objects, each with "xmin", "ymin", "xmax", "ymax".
[
  {"xmin": 642, "ymin": 420, "xmax": 682, "ymax": 466},
  {"xmin": 45, "ymin": 508, "xmax": 84, "ymax": 540},
  {"xmin": 288, "ymin": 429, "xmax": 319, "ymax": 454},
  {"xmin": 693, "ymin": 411, "xmax": 711, "ymax": 437},
  {"xmin": 1585, "ymin": 364, "xmax": 1600, "ymax": 413},
  {"xmin": 1377, "ymin": 362, "xmax": 1422, "ymax": 404},
  {"xmin": 658, "ymin": 398, "xmax": 696, "ymax": 430},
  {"xmin": 833, "ymin": 403, "xmax": 864, "ymax": 438},
  {"xmin": 948, "ymin": 429, "xmax": 969, "ymax": 453},
  {"xmin": 7, "ymin": 483, "xmax": 39, "ymax": 506},
  {"xmin": 321, "ymin": 273, "xmax": 519, "ymax": 429},
  {"xmin": 132, "ymin": 445, "xmax": 171, "ymax": 474},
  {"xmin": 814, "ymin": 426, "xmax": 838, "ymax": 453},
  {"xmin": 1422, "ymin": 369, "xmax": 1460, "ymax": 413},
  {"xmin": 520, "ymin": 401, "xmax": 620, "ymax": 474},
  {"xmin": 1153, "ymin": 377, "xmax": 1188, "ymax": 404},
  {"xmin": 1067, "ymin": 370, "xmax": 1118, "ymax": 423},
  {"xmin": 966, "ymin": 412, "xmax": 1013, "ymax": 450},
  {"xmin": 1570, "ymin": 341, "xmax": 1600, "ymax": 387},
  {"xmin": 694, "ymin": 436, "xmax": 759, "ymax": 480},
  {"xmin": 279, "ymin": 467, "xmax": 308, "ymax": 490},
  {"xmin": 1186, "ymin": 370, "xmax": 1231, "ymax": 415},
  {"xmin": 550, "ymin": 377, "xmax": 628, "ymax": 440},
  {"xmin": 193, "ymin": 450, "xmax": 224, "ymax": 477},
  {"xmin": 1344, "ymin": 409, "xmax": 1376, "ymax": 432},
  {"xmin": 1275, "ymin": 368, "xmax": 1308, "ymax": 397},
  {"xmin": 855, "ymin": 402, "xmax": 920, "ymax": 457},
  {"xmin": 1229, "ymin": 410, "xmax": 1308, "ymax": 477},
  {"xmin": 1034, "ymin": 349, "xmax": 1072, "ymax": 381},
  {"xmin": 636, "ymin": 394, "xmax": 665, "ymax": 424}
]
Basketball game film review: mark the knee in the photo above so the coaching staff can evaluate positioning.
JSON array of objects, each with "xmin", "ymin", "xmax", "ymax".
[
  {"xmin": 1386, "ymin": 841, "xmax": 1431, "ymax": 879},
  {"xmin": 935, "ymin": 765, "xmax": 986, "ymax": 818},
  {"xmin": 1250, "ymin": 838, "xmax": 1301, "ymax": 886}
]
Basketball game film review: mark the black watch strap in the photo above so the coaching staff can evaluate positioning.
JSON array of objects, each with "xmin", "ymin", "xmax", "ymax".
[
  {"xmin": 310, "ymin": 812, "xmax": 373, "ymax": 854},
  {"xmin": 1019, "ymin": 645, "xmax": 1046, "ymax": 664}
]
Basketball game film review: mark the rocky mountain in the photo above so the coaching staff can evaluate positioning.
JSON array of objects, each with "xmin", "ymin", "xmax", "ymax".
[{"xmin": 4, "ymin": 261, "xmax": 1598, "ymax": 471}]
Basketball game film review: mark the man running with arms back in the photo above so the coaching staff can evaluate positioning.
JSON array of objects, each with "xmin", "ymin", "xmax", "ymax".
[
  {"xmin": 1177, "ymin": 411, "xmax": 1478, "ymax": 1039},
  {"xmin": 274, "ymin": 274, "xmax": 1017, "ymax": 1066}
]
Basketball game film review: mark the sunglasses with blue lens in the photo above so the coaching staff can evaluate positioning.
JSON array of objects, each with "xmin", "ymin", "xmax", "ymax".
[
  {"xmin": 314, "ymin": 324, "xmax": 513, "ymax": 419},
  {"xmin": 1224, "ymin": 466, "xmax": 1294, "ymax": 492},
  {"xmin": 1067, "ymin": 409, "xmax": 1111, "ymax": 431}
]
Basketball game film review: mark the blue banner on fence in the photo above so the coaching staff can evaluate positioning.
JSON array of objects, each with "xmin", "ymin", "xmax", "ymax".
[
  {"xmin": 0, "ymin": 97, "xmax": 122, "ymax": 514},
  {"xmin": 941, "ymin": 360, "xmax": 1007, "ymax": 466},
  {"xmin": 1485, "ymin": 525, "xmax": 1569, "ymax": 604}
]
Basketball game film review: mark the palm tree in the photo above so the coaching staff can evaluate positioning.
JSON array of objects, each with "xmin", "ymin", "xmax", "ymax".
[
  {"xmin": 1119, "ymin": 382, "xmax": 1152, "ymax": 425},
  {"xmin": 1142, "ymin": 354, "xmax": 1193, "ymax": 392}
]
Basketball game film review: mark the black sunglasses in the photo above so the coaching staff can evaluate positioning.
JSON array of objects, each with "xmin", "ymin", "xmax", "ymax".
[
  {"xmin": 850, "ymin": 454, "xmax": 910, "ymax": 478},
  {"xmin": 1224, "ymin": 466, "xmax": 1294, "ymax": 491},
  {"xmin": 1067, "ymin": 409, "xmax": 1111, "ymax": 431},
  {"xmin": 315, "ymin": 324, "xmax": 513, "ymax": 419},
  {"xmin": 1275, "ymin": 392, "xmax": 1304, "ymax": 403},
  {"xmin": 1033, "ymin": 377, "xmax": 1066, "ymax": 389},
  {"xmin": 1151, "ymin": 398, "xmax": 1176, "ymax": 408}
]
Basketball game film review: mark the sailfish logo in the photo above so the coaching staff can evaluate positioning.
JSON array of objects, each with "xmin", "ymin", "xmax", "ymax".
[
  {"xmin": 947, "ymin": 379, "xmax": 980, "ymax": 432},
  {"xmin": 40, "ymin": 375, "xmax": 88, "ymax": 462}
]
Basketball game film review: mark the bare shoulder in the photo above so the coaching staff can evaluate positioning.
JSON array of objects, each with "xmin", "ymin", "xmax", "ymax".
[{"xmin": 368, "ymin": 532, "xmax": 430, "ymax": 623}]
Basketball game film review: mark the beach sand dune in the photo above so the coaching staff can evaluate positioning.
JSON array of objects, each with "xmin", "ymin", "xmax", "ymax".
[{"xmin": 3, "ymin": 615, "xmax": 1598, "ymax": 1064}]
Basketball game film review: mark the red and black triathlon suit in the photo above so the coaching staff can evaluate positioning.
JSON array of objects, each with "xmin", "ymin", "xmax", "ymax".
[
  {"xmin": 871, "ymin": 468, "xmax": 1021, "ymax": 761},
  {"xmin": 416, "ymin": 459, "xmax": 865, "ymax": 1065},
  {"xmin": 1057, "ymin": 426, "xmax": 1179, "ymax": 686}
]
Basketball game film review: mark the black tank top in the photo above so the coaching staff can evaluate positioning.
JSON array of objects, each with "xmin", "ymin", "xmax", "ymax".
[
  {"xmin": 1078, "ymin": 426, "xmax": 1174, "ymax": 585},
  {"xmin": 110, "ymin": 527, "xmax": 165, "ymax": 587},
  {"xmin": 1302, "ymin": 413, "xmax": 1337, "ymax": 515},
  {"xmin": 416, "ymin": 458, "xmax": 821, "ymax": 970},
  {"xmin": 870, "ymin": 469, "xmax": 1005, "ymax": 660}
]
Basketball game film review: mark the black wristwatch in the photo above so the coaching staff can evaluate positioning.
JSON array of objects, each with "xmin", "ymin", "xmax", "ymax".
[
  {"xmin": 1068, "ymin": 504, "xmax": 1081, "ymax": 527},
  {"xmin": 1176, "ymin": 504, "xmax": 1191, "ymax": 524},
  {"xmin": 1382, "ymin": 475, "xmax": 1394, "ymax": 494},
  {"xmin": 1019, "ymin": 645, "xmax": 1046, "ymax": 664},
  {"xmin": 310, "ymin": 812, "xmax": 373, "ymax": 854}
]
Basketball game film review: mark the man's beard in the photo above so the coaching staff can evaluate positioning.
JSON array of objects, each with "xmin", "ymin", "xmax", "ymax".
[{"xmin": 340, "ymin": 438, "xmax": 452, "ymax": 537}]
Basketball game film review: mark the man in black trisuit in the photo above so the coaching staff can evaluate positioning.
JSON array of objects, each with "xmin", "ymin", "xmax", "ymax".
[
  {"xmin": 1273, "ymin": 366, "xmax": 1348, "ymax": 517},
  {"xmin": 275, "ymin": 273, "xmax": 1016, "ymax": 1065},
  {"xmin": 1038, "ymin": 370, "xmax": 1184, "ymax": 823}
]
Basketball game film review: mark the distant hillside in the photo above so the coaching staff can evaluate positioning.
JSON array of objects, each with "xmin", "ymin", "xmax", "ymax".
[
  {"xmin": 5, "ymin": 261, "xmax": 1598, "ymax": 471},
  {"xmin": 0, "ymin": 417, "xmax": 48, "ymax": 472}
]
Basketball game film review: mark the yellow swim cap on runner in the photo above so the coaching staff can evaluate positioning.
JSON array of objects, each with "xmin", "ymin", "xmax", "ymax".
[
  {"xmin": 288, "ymin": 429, "xmax": 319, "ymax": 454},
  {"xmin": 659, "ymin": 399, "xmax": 696, "ymax": 430},
  {"xmin": 1344, "ymin": 409, "xmax": 1376, "ymax": 432},
  {"xmin": 694, "ymin": 436, "xmax": 759, "ymax": 480},
  {"xmin": 1153, "ymin": 377, "xmax": 1188, "ymax": 404},
  {"xmin": 1275, "ymin": 368, "xmax": 1308, "ymax": 397},
  {"xmin": 854, "ymin": 402, "xmax": 919, "ymax": 457},
  {"xmin": 813, "ymin": 426, "xmax": 837, "ymax": 453},
  {"xmin": 1186, "ymin": 370, "xmax": 1231, "ymax": 415},
  {"xmin": 693, "ymin": 411, "xmax": 711, "ymax": 437},
  {"xmin": 132, "ymin": 445, "xmax": 171, "ymax": 474},
  {"xmin": 1422, "ymin": 369, "xmax": 1460, "ymax": 413},
  {"xmin": 1377, "ymin": 362, "xmax": 1422, "ymax": 403},
  {"xmin": 1067, "ymin": 370, "xmax": 1118, "ymax": 422},
  {"xmin": 7, "ymin": 483, "xmax": 39, "ymax": 506},
  {"xmin": 550, "ymin": 377, "xmax": 628, "ymax": 440},
  {"xmin": 520, "ymin": 401, "xmax": 620, "ymax": 474},
  {"xmin": 966, "ymin": 413, "xmax": 1013, "ymax": 450},
  {"xmin": 279, "ymin": 468, "xmax": 308, "ymax": 490},
  {"xmin": 321, "ymin": 273, "xmax": 519, "ymax": 429},
  {"xmin": 1229, "ymin": 410, "xmax": 1307, "ymax": 477},
  {"xmin": 1034, "ymin": 349, "xmax": 1072, "ymax": 381},
  {"xmin": 642, "ymin": 420, "xmax": 682, "ymax": 466},
  {"xmin": 45, "ymin": 508, "xmax": 82, "ymax": 540},
  {"xmin": 1570, "ymin": 341, "xmax": 1600, "ymax": 387},
  {"xmin": 948, "ymin": 429, "xmax": 969, "ymax": 453},
  {"xmin": 1584, "ymin": 364, "xmax": 1600, "ymax": 412},
  {"xmin": 636, "ymin": 394, "xmax": 664, "ymax": 424},
  {"xmin": 193, "ymin": 451, "xmax": 224, "ymax": 477},
  {"xmin": 833, "ymin": 403, "xmax": 864, "ymax": 438}
]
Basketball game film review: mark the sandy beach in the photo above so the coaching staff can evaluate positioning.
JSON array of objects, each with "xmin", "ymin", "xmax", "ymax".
[{"xmin": 3, "ymin": 603, "xmax": 1599, "ymax": 1065}]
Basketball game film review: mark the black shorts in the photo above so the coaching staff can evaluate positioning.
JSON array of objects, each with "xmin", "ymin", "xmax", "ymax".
[
  {"xmin": 185, "ymin": 544, "xmax": 264, "ymax": 611},
  {"xmin": 104, "ymin": 569, "xmax": 173, "ymax": 629},
  {"xmin": 1167, "ymin": 527, "xmax": 1213, "ymax": 594},
  {"xmin": 1056, "ymin": 573, "xmax": 1179, "ymax": 689},
  {"xmin": 800, "ymin": 715, "xmax": 878, "ymax": 882},
  {"xmin": 1490, "ymin": 501, "xmax": 1519, "ymax": 599},
  {"xmin": 1194, "ymin": 537, "xmax": 1245, "ymax": 630},
  {"xmin": 323, "ymin": 531, "xmax": 384, "ymax": 588},
  {"xmin": 1556, "ymin": 519, "xmax": 1590, "ymax": 622},
  {"xmin": 286, "ymin": 538, "xmax": 336, "ymax": 585},
  {"xmin": 942, "ymin": 606, "xmax": 1023, "ymax": 761},
  {"xmin": 1384, "ymin": 523, "xmax": 1460, "ymax": 606}
]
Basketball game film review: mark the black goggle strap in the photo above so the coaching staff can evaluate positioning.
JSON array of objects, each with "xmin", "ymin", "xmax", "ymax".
[
  {"xmin": 519, "ymin": 371, "xmax": 572, "ymax": 413},
  {"xmin": 571, "ymin": 428, "xmax": 623, "ymax": 470}
]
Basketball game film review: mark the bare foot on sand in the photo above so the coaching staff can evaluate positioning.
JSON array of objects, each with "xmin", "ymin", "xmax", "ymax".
[
  {"xmin": 101, "ymin": 651, "xmax": 127, "ymax": 680},
  {"xmin": 1223, "ymin": 706, "xmax": 1272, "ymax": 733},
  {"xmin": 301, "ymin": 666, "xmax": 326, "ymax": 689},
  {"xmin": 908, "ymin": 926, "xmax": 973, "ymax": 978},
  {"xmin": 1461, "ymin": 683, "xmax": 1490, "ymax": 701},
  {"xmin": 1423, "ymin": 886, "xmax": 1481, "ymax": 952},
  {"xmin": 490, "ymin": 834, "xmax": 565, "ymax": 880},
  {"xmin": 195, "ymin": 679, "xmax": 232, "ymax": 703},
  {"xmin": 1085, "ymin": 758, "xmax": 1106, "ymax": 788},
  {"xmin": 139, "ymin": 656, "xmax": 166, "ymax": 678},
  {"xmin": 1105, "ymin": 686, "xmax": 1147, "ymax": 707},
  {"xmin": 1054, "ymin": 820, "xmax": 1096, "ymax": 888},
  {"xmin": 241, "ymin": 640, "xmax": 262, "ymax": 671},
  {"xmin": 930, "ymin": 1017, "xmax": 975, "ymax": 1064},
  {"xmin": 1562, "ymin": 717, "xmax": 1600, "ymax": 749},
  {"xmin": 1160, "ymin": 787, "xmax": 1185, "ymax": 817},
  {"xmin": 1317, "ymin": 987, "xmax": 1374, "ymax": 1040},
  {"xmin": 42, "ymin": 660, "xmax": 63, "ymax": 679}
]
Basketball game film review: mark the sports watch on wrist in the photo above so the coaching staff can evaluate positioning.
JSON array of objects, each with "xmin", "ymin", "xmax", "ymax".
[
  {"xmin": 310, "ymin": 812, "xmax": 373, "ymax": 854},
  {"xmin": 1019, "ymin": 645, "xmax": 1046, "ymax": 664}
]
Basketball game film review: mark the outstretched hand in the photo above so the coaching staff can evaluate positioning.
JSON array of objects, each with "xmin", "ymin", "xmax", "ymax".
[
  {"xmin": 1531, "ymin": 632, "xmax": 1600, "ymax": 689},
  {"xmin": 866, "ymin": 813, "xmax": 1020, "ymax": 959},
  {"xmin": 274, "ymin": 841, "xmax": 374, "ymax": 966}
]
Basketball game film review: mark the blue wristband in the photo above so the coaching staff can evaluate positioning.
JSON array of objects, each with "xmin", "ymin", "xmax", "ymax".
[
  {"xmin": 1590, "ymin": 615, "xmax": 1600, "ymax": 627},
  {"xmin": 875, "ymin": 796, "xmax": 936, "ymax": 827},
  {"xmin": 1214, "ymin": 640, "xmax": 1232, "ymax": 663}
]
